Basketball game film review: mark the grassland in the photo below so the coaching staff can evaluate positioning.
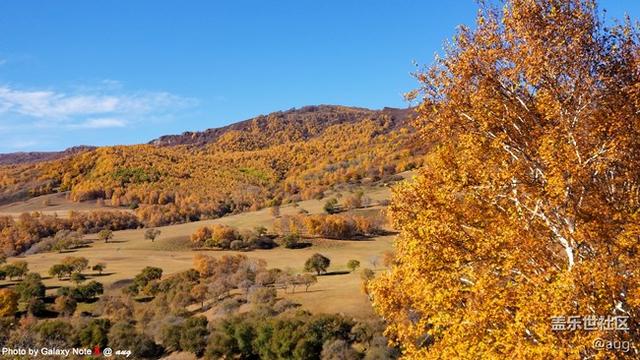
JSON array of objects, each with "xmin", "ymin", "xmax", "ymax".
[
  {"xmin": 0, "ymin": 192, "xmax": 123, "ymax": 218},
  {"xmin": 0, "ymin": 180, "xmax": 404, "ymax": 319}
]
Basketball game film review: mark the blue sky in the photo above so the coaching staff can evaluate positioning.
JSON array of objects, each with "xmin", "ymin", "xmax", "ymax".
[{"xmin": 0, "ymin": 1, "xmax": 637, "ymax": 153}]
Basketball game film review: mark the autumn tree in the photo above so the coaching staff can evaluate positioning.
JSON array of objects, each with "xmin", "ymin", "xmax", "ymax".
[
  {"xmin": 54, "ymin": 295, "xmax": 77, "ymax": 316},
  {"xmin": 0, "ymin": 289, "xmax": 18, "ymax": 317},
  {"xmin": 191, "ymin": 226, "xmax": 212, "ymax": 248},
  {"xmin": 62, "ymin": 256, "xmax": 89, "ymax": 274},
  {"xmin": 371, "ymin": 0, "xmax": 640, "ymax": 358},
  {"xmin": 193, "ymin": 254, "xmax": 217, "ymax": 278},
  {"xmin": 190, "ymin": 283, "xmax": 209, "ymax": 309}
]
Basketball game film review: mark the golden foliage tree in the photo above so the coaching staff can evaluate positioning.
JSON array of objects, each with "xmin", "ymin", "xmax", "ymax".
[
  {"xmin": 371, "ymin": 0, "xmax": 640, "ymax": 358},
  {"xmin": 0, "ymin": 288, "xmax": 18, "ymax": 317}
]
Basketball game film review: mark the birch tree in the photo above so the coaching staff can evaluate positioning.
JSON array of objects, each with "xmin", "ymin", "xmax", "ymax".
[{"xmin": 371, "ymin": 0, "xmax": 640, "ymax": 358}]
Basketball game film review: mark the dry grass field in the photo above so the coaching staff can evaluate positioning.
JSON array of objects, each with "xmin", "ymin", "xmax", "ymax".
[
  {"xmin": 0, "ymin": 192, "xmax": 125, "ymax": 218},
  {"xmin": 0, "ymin": 178, "xmax": 411, "ymax": 319}
]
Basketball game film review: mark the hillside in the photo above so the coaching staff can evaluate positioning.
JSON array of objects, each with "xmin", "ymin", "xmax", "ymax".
[{"xmin": 0, "ymin": 105, "xmax": 421, "ymax": 254}]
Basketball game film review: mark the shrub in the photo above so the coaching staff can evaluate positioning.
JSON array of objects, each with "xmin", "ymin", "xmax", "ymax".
[
  {"xmin": 92, "ymin": 263, "xmax": 106, "ymax": 275},
  {"xmin": 247, "ymin": 287, "xmax": 277, "ymax": 305},
  {"xmin": 54, "ymin": 295, "xmax": 77, "ymax": 316},
  {"xmin": 230, "ymin": 240, "xmax": 245, "ymax": 251},
  {"xmin": 71, "ymin": 272, "xmax": 86, "ymax": 284},
  {"xmin": 108, "ymin": 322, "xmax": 164, "ymax": 359},
  {"xmin": 347, "ymin": 260, "xmax": 361, "ymax": 272},
  {"xmin": 180, "ymin": 316, "xmax": 209, "ymax": 357},
  {"xmin": 15, "ymin": 273, "xmax": 45, "ymax": 302},
  {"xmin": 76, "ymin": 319, "xmax": 111, "ymax": 348},
  {"xmin": 323, "ymin": 198, "xmax": 340, "ymax": 214},
  {"xmin": 281, "ymin": 233, "xmax": 301, "ymax": 249}
]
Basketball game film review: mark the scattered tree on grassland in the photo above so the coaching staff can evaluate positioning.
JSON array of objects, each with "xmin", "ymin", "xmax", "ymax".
[
  {"xmin": 57, "ymin": 281, "xmax": 104, "ymax": 302},
  {"xmin": 92, "ymin": 262, "xmax": 107, "ymax": 275},
  {"xmin": 2, "ymin": 261, "xmax": 28, "ymax": 280},
  {"xmin": 144, "ymin": 228, "xmax": 161, "ymax": 242},
  {"xmin": 49, "ymin": 264, "xmax": 72, "ymax": 280},
  {"xmin": 62, "ymin": 256, "xmax": 89, "ymax": 274},
  {"xmin": 280, "ymin": 233, "xmax": 301, "ymax": 249},
  {"xmin": 98, "ymin": 229, "xmax": 113, "ymax": 243},
  {"xmin": 304, "ymin": 253, "xmax": 331, "ymax": 275},
  {"xmin": 299, "ymin": 273, "xmax": 317, "ymax": 292},
  {"xmin": 190, "ymin": 226, "xmax": 212, "ymax": 248},
  {"xmin": 303, "ymin": 214, "xmax": 382, "ymax": 239},
  {"xmin": 370, "ymin": 0, "xmax": 640, "ymax": 358},
  {"xmin": 52, "ymin": 230, "xmax": 85, "ymax": 252},
  {"xmin": 346, "ymin": 260, "xmax": 360, "ymax": 273},
  {"xmin": 343, "ymin": 190, "xmax": 370, "ymax": 211},
  {"xmin": 71, "ymin": 272, "xmax": 86, "ymax": 285}
]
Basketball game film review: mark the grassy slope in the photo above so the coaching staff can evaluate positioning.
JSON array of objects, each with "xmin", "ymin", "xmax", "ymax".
[
  {"xmin": 0, "ymin": 192, "xmax": 124, "ymax": 218},
  {"xmin": 1, "ymin": 176, "xmax": 411, "ymax": 318}
]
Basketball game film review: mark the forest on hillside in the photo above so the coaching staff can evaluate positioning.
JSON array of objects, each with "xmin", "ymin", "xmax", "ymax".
[{"xmin": 0, "ymin": 106, "xmax": 422, "ymax": 255}]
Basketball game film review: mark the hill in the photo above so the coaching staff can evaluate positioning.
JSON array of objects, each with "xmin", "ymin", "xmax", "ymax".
[
  {"xmin": 0, "ymin": 104, "xmax": 421, "ymax": 254},
  {"xmin": 0, "ymin": 145, "xmax": 96, "ymax": 166}
]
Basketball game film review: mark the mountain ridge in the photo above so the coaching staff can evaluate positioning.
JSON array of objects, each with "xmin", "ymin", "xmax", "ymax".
[
  {"xmin": 0, "ymin": 146, "xmax": 97, "ymax": 166},
  {"xmin": 0, "ymin": 105, "xmax": 413, "ymax": 166},
  {"xmin": 149, "ymin": 105, "xmax": 412, "ymax": 148}
]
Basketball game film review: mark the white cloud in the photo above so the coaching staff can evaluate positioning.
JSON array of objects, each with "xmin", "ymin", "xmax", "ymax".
[
  {"xmin": 71, "ymin": 117, "xmax": 127, "ymax": 129},
  {"xmin": 0, "ymin": 85, "xmax": 193, "ymax": 120},
  {"xmin": 0, "ymin": 82, "xmax": 197, "ymax": 152},
  {"xmin": 6, "ymin": 139, "xmax": 39, "ymax": 149}
]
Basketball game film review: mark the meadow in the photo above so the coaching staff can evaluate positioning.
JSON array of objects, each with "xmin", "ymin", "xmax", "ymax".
[{"xmin": 0, "ymin": 181, "xmax": 399, "ymax": 319}]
